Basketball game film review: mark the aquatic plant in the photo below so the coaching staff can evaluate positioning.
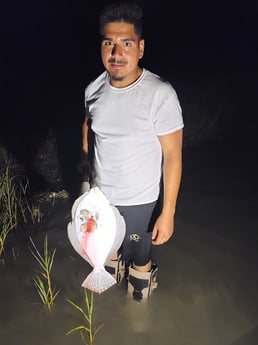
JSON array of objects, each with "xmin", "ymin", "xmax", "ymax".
[
  {"xmin": 29, "ymin": 235, "xmax": 60, "ymax": 311},
  {"xmin": 0, "ymin": 217, "xmax": 12, "ymax": 264},
  {"xmin": 66, "ymin": 289, "xmax": 103, "ymax": 345},
  {"xmin": 27, "ymin": 202, "xmax": 43, "ymax": 224},
  {"xmin": 0, "ymin": 154, "xmax": 22, "ymax": 261},
  {"xmin": 0, "ymin": 147, "xmax": 43, "ymax": 262},
  {"xmin": 0, "ymin": 159, "xmax": 20, "ymax": 230}
]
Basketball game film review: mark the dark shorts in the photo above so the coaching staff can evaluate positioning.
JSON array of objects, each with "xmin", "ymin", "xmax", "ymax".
[{"xmin": 116, "ymin": 201, "xmax": 158, "ymax": 266}]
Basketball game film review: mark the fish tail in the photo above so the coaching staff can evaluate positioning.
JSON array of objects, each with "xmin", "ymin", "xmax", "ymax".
[{"xmin": 82, "ymin": 268, "xmax": 116, "ymax": 294}]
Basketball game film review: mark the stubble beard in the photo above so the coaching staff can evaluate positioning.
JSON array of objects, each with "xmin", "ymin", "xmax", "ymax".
[
  {"xmin": 110, "ymin": 74, "xmax": 125, "ymax": 82},
  {"xmin": 108, "ymin": 59, "xmax": 127, "ymax": 82}
]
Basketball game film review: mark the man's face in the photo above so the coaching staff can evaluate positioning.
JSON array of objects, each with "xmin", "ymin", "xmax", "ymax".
[{"xmin": 101, "ymin": 22, "xmax": 144, "ymax": 88}]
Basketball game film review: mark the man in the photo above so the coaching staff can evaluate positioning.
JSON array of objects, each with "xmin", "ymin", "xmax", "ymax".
[{"xmin": 82, "ymin": 2, "xmax": 183, "ymax": 301}]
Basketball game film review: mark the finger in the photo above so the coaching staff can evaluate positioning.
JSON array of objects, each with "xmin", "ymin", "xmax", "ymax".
[
  {"xmin": 152, "ymin": 227, "xmax": 158, "ymax": 240},
  {"xmin": 152, "ymin": 234, "xmax": 168, "ymax": 245},
  {"xmin": 152, "ymin": 234, "xmax": 163, "ymax": 245}
]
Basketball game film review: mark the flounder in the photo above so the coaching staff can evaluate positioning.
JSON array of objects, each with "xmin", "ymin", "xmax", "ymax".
[{"xmin": 67, "ymin": 187, "xmax": 125, "ymax": 293}]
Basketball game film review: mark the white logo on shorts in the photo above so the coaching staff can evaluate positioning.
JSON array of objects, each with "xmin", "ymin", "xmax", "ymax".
[{"xmin": 129, "ymin": 233, "xmax": 141, "ymax": 242}]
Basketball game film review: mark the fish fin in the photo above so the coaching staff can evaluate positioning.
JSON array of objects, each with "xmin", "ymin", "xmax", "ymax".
[{"xmin": 82, "ymin": 268, "xmax": 116, "ymax": 293}]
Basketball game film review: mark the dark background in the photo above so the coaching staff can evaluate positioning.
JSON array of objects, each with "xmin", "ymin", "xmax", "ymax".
[{"xmin": 1, "ymin": 0, "xmax": 257, "ymax": 195}]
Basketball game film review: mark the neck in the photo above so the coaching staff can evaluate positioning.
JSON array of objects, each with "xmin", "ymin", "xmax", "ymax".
[{"xmin": 109, "ymin": 67, "xmax": 143, "ymax": 88}]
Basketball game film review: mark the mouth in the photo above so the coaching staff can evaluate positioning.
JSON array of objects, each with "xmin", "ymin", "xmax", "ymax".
[{"xmin": 109, "ymin": 60, "xmax": 127, "ymax": 69}]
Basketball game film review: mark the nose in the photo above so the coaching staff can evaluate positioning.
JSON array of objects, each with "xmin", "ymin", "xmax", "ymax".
[{"xmin": 111, "ymin": 44, "xmax": 123, "ymax": 56}]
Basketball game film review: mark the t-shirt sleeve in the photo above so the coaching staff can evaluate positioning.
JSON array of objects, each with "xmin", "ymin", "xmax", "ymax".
[
  {"xmin": 152, "ymin": 86, "xmax": 184, "ymax": 136},
  {"xmin": 85, "ymin": 86, "xmax": 89, "ymax": 108}
]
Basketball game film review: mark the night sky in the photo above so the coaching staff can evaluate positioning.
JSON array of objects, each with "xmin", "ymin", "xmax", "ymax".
[{"xmin": 1, "ymin": 0, "xmax": 257, "ymax": 191}]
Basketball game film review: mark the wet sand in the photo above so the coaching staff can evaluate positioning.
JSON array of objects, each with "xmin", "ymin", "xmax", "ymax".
[{"xmin": 0, "ymin": 141, "xmax": 258, "ymax": 345}]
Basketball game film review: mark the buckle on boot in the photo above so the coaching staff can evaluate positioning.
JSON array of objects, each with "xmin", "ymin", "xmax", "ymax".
[
  {"xmin": 129, "ymin": 275, "xmax": 149, "ymax": 301},
  {"xmin": 105, "ymin": 258, "xmax": 125, "ymax": 284}
]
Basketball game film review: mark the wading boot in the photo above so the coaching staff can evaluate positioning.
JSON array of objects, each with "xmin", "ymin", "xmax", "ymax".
[
  {"xmin": 127, "ymin": 263, "xmax": 158, "ymax": 301},
  {"xmin": 105, "ymin": 257, "xmax": 126, "ymax": 285}
]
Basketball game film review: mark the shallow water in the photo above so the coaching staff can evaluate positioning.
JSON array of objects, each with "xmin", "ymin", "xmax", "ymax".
[{"xmin": 1, "ymin": 143, "xmax": 258, "ymax": 345}]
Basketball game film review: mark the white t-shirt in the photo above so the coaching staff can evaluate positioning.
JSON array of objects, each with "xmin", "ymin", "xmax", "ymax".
[{"xmin": 85, "ymin": 68, "xmax": 184, "ymax": 206}]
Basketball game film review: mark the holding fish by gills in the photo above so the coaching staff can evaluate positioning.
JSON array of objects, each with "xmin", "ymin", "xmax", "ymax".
[{"xmin": 67, "ymin": 187, "xmax": 126, "ymax": 293}]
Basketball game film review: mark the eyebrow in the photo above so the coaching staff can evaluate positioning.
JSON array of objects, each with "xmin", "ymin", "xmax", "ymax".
[{"xmin": 102, "ymin": 37, "xmax": 136, "ymax": 42}]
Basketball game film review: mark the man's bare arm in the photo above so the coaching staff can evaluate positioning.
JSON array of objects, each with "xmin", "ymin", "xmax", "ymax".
[
  {"xmin": 152, "ymin": 129, "xmax": 183, "ymax": 245},
  {"xmin": 82, "ymin": 117, "xmax": 89, "ymax": 154}
]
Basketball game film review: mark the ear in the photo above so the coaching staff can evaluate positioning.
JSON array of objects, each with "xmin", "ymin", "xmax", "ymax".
[{"xmin": 139, "ymin": 39, "xmax": 145, "ymax": 59}]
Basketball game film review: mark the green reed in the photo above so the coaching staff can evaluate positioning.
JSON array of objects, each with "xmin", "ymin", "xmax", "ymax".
[
  {"xmin": 0, "ymin": 216, "xmax": 12, "ymax": 263},
  {"xmin": 29, "ymin": 235, "xmax": 60, "ymax": 311},
  {"xmin": 0, "ymin": 147, "xmax": 42, "ymax": 262},
  {"xmin": 0, "ymin": 162, "xmax": 19, "ymax": 229},
  {"xmin": 67, "ymin": 289, "xmax": 103, "ymax": 345}
]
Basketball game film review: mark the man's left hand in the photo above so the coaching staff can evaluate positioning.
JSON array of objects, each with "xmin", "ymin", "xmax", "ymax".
[{"xmin": 152, "ymin": 214, "xmax": 174, "ymax": 245}]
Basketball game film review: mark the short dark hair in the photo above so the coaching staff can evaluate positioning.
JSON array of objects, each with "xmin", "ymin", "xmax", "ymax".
[{"xmin": 99, "ymin": 2, "xmax": 143, "ymax": 39}]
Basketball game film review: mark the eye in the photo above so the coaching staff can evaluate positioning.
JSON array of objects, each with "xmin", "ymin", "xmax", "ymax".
[
  {"xmin": 124, "ymin": 41, "xmax": 132, "ymax": 48},
  {"xmin": 103, "ymin": 40, "xmax": 113, "ymax": 46}
]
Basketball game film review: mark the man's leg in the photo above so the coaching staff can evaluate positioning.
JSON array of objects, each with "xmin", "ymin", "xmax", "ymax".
[
  {"xmin": 128, "ymin": 261, "xmax": 158, "ymax": 301},
  {"xmin": 105, "ymin": 253, "xmax": 126, "ymax": 284},
  {"xmin": 133, "ymin": 261, "xmax": 151, "ymax": 272},
  {"xmin": 117, "ymin": 202, "xmax": 159, "ymax": 301}
]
